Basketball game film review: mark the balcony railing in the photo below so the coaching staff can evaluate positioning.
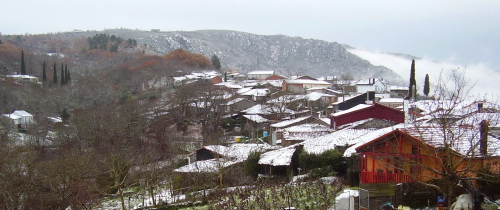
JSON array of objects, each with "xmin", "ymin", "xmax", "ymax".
[{"xmin": 361, "ymin": 171, "xmax": 415, "ymax": 184}]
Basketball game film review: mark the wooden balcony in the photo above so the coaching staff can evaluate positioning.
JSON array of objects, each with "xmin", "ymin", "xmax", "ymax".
[{"xmin": 361, "ymin": 171, "xmax": 415, "ymax": 184}]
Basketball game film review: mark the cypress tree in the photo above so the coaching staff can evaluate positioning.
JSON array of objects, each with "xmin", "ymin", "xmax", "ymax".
[
  {"xmin": 60, "ymin": 62, "xmax": 65, "ymax": 85},
  {"xmin": 406, "ymin": 59, "xmax": 416, "ymax": 100},
  {"xmin": 65, "ymin": 64, "xmax": 69, "ymax": 84},
  {"xmin": 21, "ymin": 50, "xmax": 26, "ymax": 75},
  {"xmin": 423, "ymin": 74, "xmax": 430, "ymax": 98},
  {"xmin": 52, "ymin": 61, "xmax": 58, "ymax": 84},
  {"xmin": 42, "ymin": 61, "xmax": 47, "ymax": 82},
  {"xmin": 66, "ymin": 66, "xmax": 71, "ymax": 82}
]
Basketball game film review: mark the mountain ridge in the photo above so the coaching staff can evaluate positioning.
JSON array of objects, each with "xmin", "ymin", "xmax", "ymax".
[{"xmin": 100, "ymin": 29, "xmax": 403, "ymax": 83}]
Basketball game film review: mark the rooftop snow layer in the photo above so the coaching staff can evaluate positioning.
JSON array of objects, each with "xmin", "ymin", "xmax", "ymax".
[
  {"xmin": 258, "ymin": 146, "xmax": 296, "ymax": 166},
  {"xmin": 243, "ymin": 114, "xmax": 269, "ymax": 123},
  {"xmin": 331, "ymin": 104, "xmax": 372, "ymax": 117},
  {"xmin": 303, "ymin": 129, "xmax": 374, "ymax": 155}
]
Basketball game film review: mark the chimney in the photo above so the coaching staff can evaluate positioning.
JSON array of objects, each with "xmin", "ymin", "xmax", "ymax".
[
  {"xmin": 480, "ymin": 120, "xmax": 489, "ymax": 156},
  {"xmin": 478, "ymin": 103, "xmax": 483, "ymax": 113}
]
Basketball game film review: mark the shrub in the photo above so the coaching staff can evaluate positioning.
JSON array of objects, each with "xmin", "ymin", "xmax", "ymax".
[
  {"xmin": 245, "ymin": 151, "xmax": 262, "ymax": 179},
  {"xmin": 298, "ymin": 149, "xmax": 346, "ymax": 176}
]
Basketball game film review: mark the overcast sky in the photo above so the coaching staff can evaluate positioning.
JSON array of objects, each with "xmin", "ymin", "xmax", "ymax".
[{"xmin": 1, "ymin": 0, "xmax": 499, "ymax": 69}]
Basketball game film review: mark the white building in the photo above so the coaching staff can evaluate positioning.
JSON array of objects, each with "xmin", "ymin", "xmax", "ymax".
[
  {"xmin": 247, "ymin": 70, "xmax": 275, "ymax": 81},
  {"xmin": 2, "ymin": 110, "xmax": 34, "ymax": 129},
  {"xmin": 356, "ymin": 78, "xmax": 387, "ymax": 93}
]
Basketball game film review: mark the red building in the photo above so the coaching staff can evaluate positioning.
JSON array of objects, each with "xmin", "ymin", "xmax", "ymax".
[{"xmin": 330, "ymin": 103, "xmax": 404, "ymax": 129}]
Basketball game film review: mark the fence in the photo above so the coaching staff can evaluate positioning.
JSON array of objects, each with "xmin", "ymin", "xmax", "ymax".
[{"xmin": 359, "ymin": 188, "xmax": 369, "ymax": 210}]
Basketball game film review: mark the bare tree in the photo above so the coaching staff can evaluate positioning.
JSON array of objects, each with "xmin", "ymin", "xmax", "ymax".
[{"xmin": 393, "ymin": 69, "xmax": 500, "ymax": 209}]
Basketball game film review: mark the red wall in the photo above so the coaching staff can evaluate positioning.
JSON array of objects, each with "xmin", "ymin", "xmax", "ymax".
[{"xmin": 331, "ymin": 103, "xmax": 404, "ymax": 129}]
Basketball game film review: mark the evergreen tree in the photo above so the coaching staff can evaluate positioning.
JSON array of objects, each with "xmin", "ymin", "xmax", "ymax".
[
  {"xmin": 60, "ymin": 108, "xmax": 70, "ymax": 122},
  {"xmin": 406, "ymin": 59, "xmax": 416, "ymax": 100},
  {"xmin": 65, "ymin": 64, "xmax": 70, "ymax": 84},
  {"xmin": 66, "ymin": 66, "xmax": 71, "ymax": 82},
  {"xmin": 60, "ymin": 62, "xmax": 65, "ymax": 85},
  {"xmin": 52, "ymin": 61, "xmax": 57, "ymax": 84},
  {"xmin": 20, "ymin": 50, "xmax": 26, "ymax": 75},
  {"xmin": 42, "ymin": 61, "xmax": 47, "ymax": 82},
  {"xmin": 211, "ymin": 54, "xmax": 221, "ymax": 70},
  {"xmin": 423, "ymin": 74, "xmax": 430, "ymax": 98}
]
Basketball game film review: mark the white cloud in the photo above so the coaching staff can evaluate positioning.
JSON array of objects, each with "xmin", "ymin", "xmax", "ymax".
[{"xmin": 347, "ymin": 48, "xmax": 500, "ymax": 101}]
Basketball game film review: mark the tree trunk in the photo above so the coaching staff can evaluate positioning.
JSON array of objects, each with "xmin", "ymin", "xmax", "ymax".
[{"xmin": 118, "ymin": 187, "xmax": 126, "ymax": 210}]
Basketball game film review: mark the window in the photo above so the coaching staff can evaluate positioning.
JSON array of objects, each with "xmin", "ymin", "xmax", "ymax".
[{"xmin": 412, "ymin": 145, "xmax": 420, "ymax": 155}]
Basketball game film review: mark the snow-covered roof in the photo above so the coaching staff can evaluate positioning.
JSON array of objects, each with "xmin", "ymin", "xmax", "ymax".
[
  {"xmin": 240, "ymin": 88, "xmax": 269, "ymax": 96},
  {"xmin": 236, "ymin": 87, "xmax": 253, "ymax": 94},
  {"xmin": 198, "ymin": 143, "xmax": 276, "ymax": 161},
  {"xmin": 331, "ymin": 104, "xmax": 372, "ymax": 117},
  {"xmin": 281, "ymin": 123, "xmax": 332, "ymax": 133},
  {"xmin": 174, "ymin": 159, "xmax": 239, "ymax": 173},
  {"xmin": 410, "ymin": 100, "xmax": 497, "ymax": 116},
  {"xmin": 242, "ymin": 104, "xmax": 268, "ymax": 115},
  {"xmin": 258, "ymin": 146, "xmax": 296, "ymax": 166},
  {"xmin": 227, "ymin": 143, "xmax": 277, "ymax": 160},
  {"xmin": 262, "ymin": 80, "xmax": 283, "ymax": 87},
  {"xmin": 400, "ymin": 126, "xmax": 500, "ymax": 157},
  {"xmin": 280, "ymin": 124, "xmax": 332, "ymax": 142},
  {"xmin": 243, "ymin": 115, "xmax": 269, "ymax": 123},
  {"xmin": 2, "ymin": 114, "xmax": 20, "ymax": 120},
  {"xmin": 306, "ymin": 92, "xmax": 335, "ymax": 101},
  {"xmin": 344, "ymin": 122, "xmax": 500, "ymax": 158},
  {"xmin": 270, "ymin": 116, "xmax": 315, "ymax": 128},
  {"xmin": 320, "ymin": 118, "xmax": 331, "ymax": 125},
  {"xmin": 12, "ymin": 110, "xmax": 33, "ymax": 117},
  {"xmin": 266, "ymin": 95, "xmax": 306, "ymax": 104},
  {"xmin": 302, "ymin": 129, "xmax": 374, "ymax": 155},
  {"xmin": 379, "ymin": 98, "xmax": 404, "ymax": 103},
  {"xmin": 356, "ymin": 78, "xmax": 385, "ymax": 85},
  {"xmin": 390, "ymin": 86, "xmax": 408, "ymax": 91},
  {"xmin": 242, "ymin": 104, "xmax": 294, "ymax": 115},
  {"xmin": 248, "ymin": 70, "xmax": 275, "ymax": 75},
  {"xmin": 344, "ymin": 125, "xmax": 405, "ymax": 157},
  {"xmin": 227, "ymin": 98, "xmax": 246, "ymax": 105},
  {"xmin": 48, "ymin": 117, "xmax": 62, "ymax": 123},
  {"xmin": 214, "ymin": 82, "xmax": 243, "ymax": 89},
  {"xmin": 202, "ymin": 145, "xmax": 228, "ymax": 156},
  {"xmin": 286, "ymin": 79, "xmax": 331, "ymax": 85},
  {"xmin": 6, "ymin": 75, "xmax": 38, "ymax": 79}
]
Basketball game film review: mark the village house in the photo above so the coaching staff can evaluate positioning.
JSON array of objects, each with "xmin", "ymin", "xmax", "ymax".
[
  {"xmin": 282, "ymin": 79, "xmax": 332, "ymax": 94},
  {"xmin": 377, "ymin": 97, "xmax": 404, "ymax": 109},
  {"xmin": 270, "ymin": 115, "xmax": 329, "ymax": 145},
  {"xmin": 331, "ymin": 91, "xmax": 376, "ymax": 112},
  {"xmin": 258, "ymin": 145, "xmax": 299, "ymax": 180},
  {"xmin": 247, "ymin": 70, "xmax": 275, "ymax": 81},
  {"xmin": 356, "ymin": 78, "xmax": 387, "ymax": 94},
  {"xmin": 344, "ymin": 111, "xmax": 500, "ymax": 208},
  {"xmin": 225, "ymin": 97, "xmax": 256, "ymax": 114},
  {"xmin": 389, "ymin": 86, "xmax": 409, "ymax": 98},
  {"xmin": 330, "ymin": 102, "xmax": 404, "ymax": 130},
  {"xmin": 238, "ymin": 88, "xmax": 270, "ymax": 102},
  {"xmin": 2, "ymin": 110, "xmax": 34, "ymax": 130},
  {"xmin": 241, "ymin": 104, "xmax": 295, "ymax": 121},
  {"xmin": 278, "ymin": 123, "xmax": 332, "ymax": 147}
]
